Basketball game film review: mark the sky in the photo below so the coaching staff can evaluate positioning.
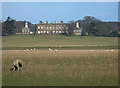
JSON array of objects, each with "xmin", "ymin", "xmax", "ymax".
[{"xmin": 2, "ymin": 2, "xmax": 118, "ymax": 24}]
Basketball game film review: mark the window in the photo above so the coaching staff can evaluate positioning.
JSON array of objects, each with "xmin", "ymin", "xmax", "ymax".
[
  {"xmin": 38, "ymin": 27, "xmax": 40, "ymax": 29},
  {"xmin": 41, "ymin": 31, "xmax": 43, "ymax": 33},
  {"xmin": 47, "ymin": 26, "xmax": 49, "ymax": 29},
  {"xmin": 38, "ymin": 31, "xmax": 40, "ymax": 34},
  {"xmin": 44, "ymin": 31, "xmax": 46, "ymax": 33},
  {"xmin": 56, "ymin": 26, "xmax": 58, "ymax": 29},
  {"xmin": 62, "ymin": 31, "xmax": 65, "ymax": 33},
  {"xmin": 50, "ymin": 26, "xmax": 52, "ymax": 29},
  {"xmin": 59, "ymin": 27, "xmax": 61, "ymax": 29},
  {"xmin": 47, "ymin": 31, "xmax": 49, "ymax": 33},
  {"xmin": 41, "ymin": 26, "xmax": 43, "ymax": 29},
  {"xmin": 44, "ymin": 27, "xmax": 46, "ymax": 29},
  {"xmin": 53, "ymin": 26, "xmax": 55, "ymax": 29},
  {"xmin": 56, "ymin": 31, "xmax": 58, "ymax": 33},
  {"xmin": 59, "ymin": 31, "xmax": 61, "ymax": 33},
  {"xmin": 53, "ymin": 31, "xmax": 55, "ymax": 34}
]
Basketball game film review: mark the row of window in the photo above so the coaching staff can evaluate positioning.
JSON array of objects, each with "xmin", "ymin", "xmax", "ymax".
[
  {"xmin": 38, "ymin": 26, "xmax": 64, "ymax": 29},
  {"xmin": 74, "ymin": 30, "xmax": 81, "ymax": 32},
  {"xmin": 22, "ymin": 30, "xmax": 30, "ymax": 33},
  {"xmin": 38, "ymin": 31, "xmax": 65, "ymax": 34},
  {"xmin": 75, "ymin": 33, "xmax": 81, "ymax": 35}
]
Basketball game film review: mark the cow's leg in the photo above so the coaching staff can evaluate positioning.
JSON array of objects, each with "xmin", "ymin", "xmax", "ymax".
[
  {"xmin": 13, "ymin": 65, "xmax": 17, "ymax": 71},
  {"xmin": 17, "ymin": 67, "xmax": 19, "ymax": 71},
  {"xmin": 18, "ymin": 67, "xmax": 20, "ymax": 71},
  {"xmin": 18, "ymin": 62, "xmax": 22, "ymax": 71},
  {"xmin": 13, "ymin": 66, "xmax": 15, "ymax": 71}
]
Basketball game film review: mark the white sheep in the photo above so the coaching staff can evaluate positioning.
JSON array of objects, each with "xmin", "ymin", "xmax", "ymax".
[
  {"xmin": 49, "ymin": 48, "xmax": 53, "ymax": 51},
  {"xmin": 54, "ymin": 50, "xmax": 58, "ymax": 52},
  {"xmin": 111, "ymin": 49, "xmax": 114, "ymax": 51}
]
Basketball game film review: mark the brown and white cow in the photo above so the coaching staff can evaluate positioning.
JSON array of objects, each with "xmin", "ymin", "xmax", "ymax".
[{"xmin": 13, "ymin": 59, "xmax": 23, "ymax": 71}]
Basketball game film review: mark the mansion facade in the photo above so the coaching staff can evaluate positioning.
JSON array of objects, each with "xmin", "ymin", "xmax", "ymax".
[{"xmin": 36, "ymin": 21, "xmax": 67, "ymax": 34}]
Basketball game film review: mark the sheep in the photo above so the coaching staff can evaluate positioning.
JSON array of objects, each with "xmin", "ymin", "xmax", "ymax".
[
  {"xmin": 26, "ymin": 49, "xmax": 29, "ymax": 51},
  {"xmin": 54, "ymin": 50, "xmax": 58, "ymax": 52},
  {"xmin": 49, "ymin": 48, "xmax": 53, "ymax": 51},
  {"xmin": 90, "ymin": 50, "xmax": 93, "ymax": 51},
  {"xmin": 12, "ymin": 59, "xmax": 23, "ymax": 71},
  {"xmin": 106, "ymin": 50, "xmax": 109, "ymax": 51},
  {"xmin": 49, "ymin": 48, "xmax": 58, "ymax": 52},
  {"xmin": 111, "ymin": 49, "xmax": 114, "ymax": 51}
]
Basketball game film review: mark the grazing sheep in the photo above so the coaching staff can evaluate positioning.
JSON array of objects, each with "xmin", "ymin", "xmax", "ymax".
[
  {"xmin": 90, "ymin": 50, "xmax": 93, "ymax": 51},
  {"xmin": 12, "ymin": 59, "xmax": 23, "ymax": 71},
  {"xmin": 111, "ymin": 49, "xmax": 114, "ymax": 51},
  {"xmin": 54, "ymin": 50, "xmax": 58, "ymax": 52},
  {"xmin": 49, "ymin": 48, "xmax": 52, "ymax": 51}
]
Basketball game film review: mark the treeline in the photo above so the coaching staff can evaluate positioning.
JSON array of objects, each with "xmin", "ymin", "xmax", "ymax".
[
  {"xmin": 67, "ymin": 16, "xmax": 120, "ymax": 37},
  {"xmin": 1, "ymin": 16, "xmax": 120, "ymax": 37},
  {"xmin": 2, "ymin": 17, "xmax": 35, "ymax": 36}
]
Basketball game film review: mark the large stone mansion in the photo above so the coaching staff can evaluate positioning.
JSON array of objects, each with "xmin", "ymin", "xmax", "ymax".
[
  {"xmin": 20, "ymin": 21, "xmax": 82, "ymax": 35},
  {"xmin": 36, "ymin": 21, "xmax": 67, "ymax": 34}
]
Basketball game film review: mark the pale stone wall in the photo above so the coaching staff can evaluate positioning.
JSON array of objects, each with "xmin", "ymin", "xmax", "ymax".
[{"xmin": 36, "ymin": 23, "xmax": 66, "ymax": 34}]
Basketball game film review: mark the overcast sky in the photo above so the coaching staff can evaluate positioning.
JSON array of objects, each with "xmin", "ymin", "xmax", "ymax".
[{"xmin": 2, "ymin": 2, "xmax": 118, "ymax": 24}]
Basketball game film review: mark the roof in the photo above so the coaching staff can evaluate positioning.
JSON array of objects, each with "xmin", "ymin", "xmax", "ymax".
[{"xmin": 36, "ymin": 23, "xmax": 66, "ymax": 25}]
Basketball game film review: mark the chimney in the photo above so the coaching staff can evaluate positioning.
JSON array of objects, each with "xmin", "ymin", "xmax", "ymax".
[
  {"xmin": 46, "ymin": 21, "xmax": 48, "ymax": 24},
  {"xmin": 61, "ymin": 21, "xmax": 63, "ymax": 23},
  {"xmin": 40, "ymin": 21, "xmax": 42, "ymax": 24}
]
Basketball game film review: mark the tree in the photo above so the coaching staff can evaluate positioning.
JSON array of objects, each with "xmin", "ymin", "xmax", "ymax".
[
  {"xmin": 66, "ymin": 20, "xmax": 75, "ymax": 35},
  {"xmin": 95, "ymin": 22, "xmax": 111, "ymax": 37},
  {"xmin": 2, "ymin": 17, "xmax": 16, "ymax": 35},
  {"xmin": 110, "ymin": 30, "xmax": 119, "ymax": 37},
  {"xmin": 81, "ymin": 30, "xmax": 86, "ymax": 36},
  {"xmin": 81, "ymin": 16, "xmax": 102, "ymax": 36}
]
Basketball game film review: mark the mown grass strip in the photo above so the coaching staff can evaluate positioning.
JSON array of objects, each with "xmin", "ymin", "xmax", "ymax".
[{"xmin": 2, "ymin": 45, "xmax": 118, "ymax": 50}]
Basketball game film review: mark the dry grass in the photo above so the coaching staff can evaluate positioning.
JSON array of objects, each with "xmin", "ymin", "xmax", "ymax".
[{"xmin": 2, "ymin": 50, "xmax": 118, "ymax": 86}]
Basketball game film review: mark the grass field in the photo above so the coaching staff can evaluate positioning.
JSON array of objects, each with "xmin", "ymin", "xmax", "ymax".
[
  {"xmin": 2, "ymin": 50, "xmax": 118, "ymax": 86},
  {"xmin": 2, "ymin": 35, "xmax": 118, "ymax": 86},
  {"xmin": 2, "ymin": 35, "xmax": 118, "ymax": 50}
]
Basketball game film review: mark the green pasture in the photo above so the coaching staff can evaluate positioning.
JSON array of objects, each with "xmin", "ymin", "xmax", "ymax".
[{"xmin": 2, "ymin": 35, "xmax": 118, "ymax": 50}]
